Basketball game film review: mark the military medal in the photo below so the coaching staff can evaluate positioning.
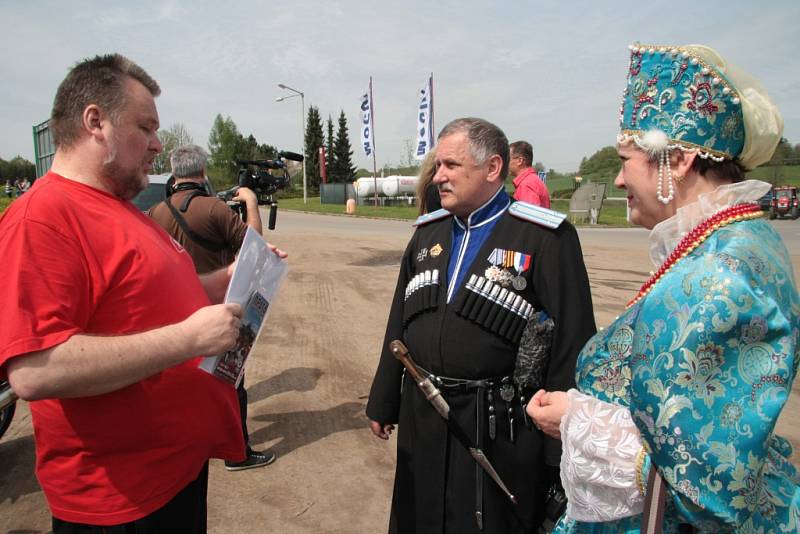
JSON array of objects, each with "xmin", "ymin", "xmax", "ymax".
[
  {"xmin": 485, "ymin": 265, "xmax": 502, "ymax": 282},
  {"xmin": 499, "ymin": 383, "xmax": 515, "ymax": 402},
  {"xmin": 495, "ymin": 269, "xmax": 514, "ymax": 287},
  {"xmin": 486, "ymin": 249, "xmax": 515, "ymax": 287},
  {"xmin": 417, "ymin": 248, "xmax": 428, "ymax": 262},
  {"xmin": 430, "ymin": 243, "xmax": 443, "ymax": 258},
  {"xmin": 512, "ymin": 251, "xmax": 531, "ymax": 291}
]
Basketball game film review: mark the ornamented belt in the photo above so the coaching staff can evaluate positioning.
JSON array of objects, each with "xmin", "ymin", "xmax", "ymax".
[
  {"xmin": 417, "ymin": 366, "xmax": 526, "ymax": 528},
  {"xmin": 417, "ymin": 366, "xmax": 521, "ymax": 444}
]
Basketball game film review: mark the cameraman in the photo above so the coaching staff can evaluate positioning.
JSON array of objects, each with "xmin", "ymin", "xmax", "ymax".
[
  {"xmin": 149, "ymin": 144, "xmax": 275, "ymax": 471},
  {"xmin": 150, "ymin": 145, "xmax": 262, "ymax": 273}
]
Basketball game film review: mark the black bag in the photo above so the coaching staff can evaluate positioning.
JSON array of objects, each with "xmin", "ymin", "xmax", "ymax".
[
  {"xmin": 513, "ymin": 311, "xmax": 555, "ymax": 391},
  {"xmin": 538, "ymin": 482, "xmax": 567, "ymax": 533}
]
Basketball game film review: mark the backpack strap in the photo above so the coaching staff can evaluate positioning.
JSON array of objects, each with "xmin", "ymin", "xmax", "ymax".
[{"xmin": 163, "ymin": 196, "xmax": 227, "ymax": 252}]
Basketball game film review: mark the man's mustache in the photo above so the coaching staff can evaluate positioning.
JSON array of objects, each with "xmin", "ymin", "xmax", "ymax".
[{"xmin": 438, "ymin": 184, "xmax": 453, "ymax": 193}]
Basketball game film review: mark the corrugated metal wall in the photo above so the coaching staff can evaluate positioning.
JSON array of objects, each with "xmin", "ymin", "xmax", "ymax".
[{"xmin": 32, "ymin": 120, "xmax": 54, "ymax": 178}]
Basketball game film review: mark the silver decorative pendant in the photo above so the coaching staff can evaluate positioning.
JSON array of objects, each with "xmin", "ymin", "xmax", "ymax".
[
  {"xmin": 495, "ymin": 269, "xmax": 514, "ymax": 288},
  {"xmin": 485, "ymin": 265, "xmax": 501, "ymax": 282}
]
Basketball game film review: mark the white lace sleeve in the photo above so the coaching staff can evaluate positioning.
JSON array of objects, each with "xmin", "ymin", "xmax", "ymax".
[{"xmin": 559, "ymin": 389, "xmax": 646, "ymax": 522}]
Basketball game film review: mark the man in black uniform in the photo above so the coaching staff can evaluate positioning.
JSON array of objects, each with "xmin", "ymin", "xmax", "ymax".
[
  {"xmin": 149, "ymin": 144, "xmax": 276, "ymax": 471},
  {"xmin": 367, "ymin": 118, "xmax": 596, "ymax": 533}
]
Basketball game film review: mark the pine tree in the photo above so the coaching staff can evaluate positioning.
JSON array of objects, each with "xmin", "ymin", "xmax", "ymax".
[
  {"xmin": 325, "ymin": 115, "xmax": 335, "ymax": 181},
  {"xmin": 304, "ymin": 106, "xmax": 324, "ymax": 191},
  {"xmin": 330, "ymin": 110, "xmax": 356, "ymax": 183},
  {"xmin": 241, "ymin": 134, "xmax": 277, "ymax": 161}
]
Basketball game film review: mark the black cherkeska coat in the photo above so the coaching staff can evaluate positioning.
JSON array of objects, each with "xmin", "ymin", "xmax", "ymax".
[{"xmin": 367, "ymin": 206, "xmax": 597, "ymax": 534}]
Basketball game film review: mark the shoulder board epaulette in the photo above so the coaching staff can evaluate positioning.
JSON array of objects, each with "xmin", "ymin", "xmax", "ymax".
[
  {"xmin": 413, "ymin": 208, "xmax": 451, "ymax": 227},
  {"xmin": 508, "ymin": 202, "xmax": 566, "ymax": 229}
]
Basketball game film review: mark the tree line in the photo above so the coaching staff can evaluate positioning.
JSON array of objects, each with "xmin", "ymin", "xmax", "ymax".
[
  {"xmin": 153, "ymin": 116, "xmax": 280, "ymax": 191},
  {"xmin": 304, "ymin": 107, "xmax": 356, "ymax": 190},
  {"xmin": 12, "ymin": 118, "xmax": 797, "ymax": 194},
  {"xmin": 570, "ymin": 137, "xmax": 800, "ymax": 188},
  {"xmin": 153, "ymin": 108, "xmax": 358, "ymax": 194},
  {"xmin": 0, "ymin": 156, "xmax": 36, "ymax": 182}
]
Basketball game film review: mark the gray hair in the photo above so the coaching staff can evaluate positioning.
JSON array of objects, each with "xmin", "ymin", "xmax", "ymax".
[
  {"xmin": 51, "ymin": 53, "xmax": 160, "ymax": 148},
  {"xmin": 170, "ymin": 144, "xmax": 208, "ymax": 178},
  {"xmin": 438, "ymin": 117, "xmax": 509, "ymax": 180}
]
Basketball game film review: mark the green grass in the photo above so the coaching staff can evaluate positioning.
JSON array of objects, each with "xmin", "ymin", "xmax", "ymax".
[
  {"xmin": 279, "ymin": 196, "xmax": 633, "ymax": 226},
  {"xmin": 278, "ymin": 197, "xmax": 419, "ymax": 220},
  {"xmin": 0, "ymin": 196, "xmax": 14, "ymax": 214},
  {"xmin": 0, "ymin": 192, "xmax": 633, "ymax": 227},
  {"xmin": 551, "ymin": 199, "xmax": 632, "ymax": 226},
  {"xmin": 747, "ymin": 165, "xmax": 800, "ymax": 185}
]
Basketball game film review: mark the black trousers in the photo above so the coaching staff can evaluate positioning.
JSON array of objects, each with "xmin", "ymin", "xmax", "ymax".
[
  {"xmin": 237, "ymin": 375, "xmax": 251, "ymax": 451},
  {"xmin": 52, "ymin": 462, "xmax": 209, "ymax": 534}
]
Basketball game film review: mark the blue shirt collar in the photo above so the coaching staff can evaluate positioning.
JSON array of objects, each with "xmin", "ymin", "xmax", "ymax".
[{"xmin": 455, "ymin": 186, "xmax": 510, "ymax": 229}]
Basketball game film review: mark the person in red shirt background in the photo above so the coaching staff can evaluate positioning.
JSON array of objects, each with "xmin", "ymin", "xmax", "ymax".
[
  {"xmin": 510, "ymin": 140, "xmax": 550, "ymax": 208},
  {"xmin": 0, "ymin": 53, "xmax": 283, "ymax": 533}
]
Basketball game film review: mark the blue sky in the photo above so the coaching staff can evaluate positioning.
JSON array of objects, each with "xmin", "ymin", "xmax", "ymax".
[{"xmin": 1, "ymin": 0, "xmax": 798, "ymax": 173}]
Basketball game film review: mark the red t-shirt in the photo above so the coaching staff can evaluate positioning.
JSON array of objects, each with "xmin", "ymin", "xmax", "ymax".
[
  {"xmin": 512, "ymin": 167, "xmax": 551, "ymax": 208},
  {"xmin": 0, "ymin": 173, "xmax": 244, "ymax": 525}
]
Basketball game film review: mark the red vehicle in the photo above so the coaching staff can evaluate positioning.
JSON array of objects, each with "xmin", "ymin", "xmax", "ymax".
[{"xmin": 770, "ymin": 186, "xmax": 800, "ymax": 220}]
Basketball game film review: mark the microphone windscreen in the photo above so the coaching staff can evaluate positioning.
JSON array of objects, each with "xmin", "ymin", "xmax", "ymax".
[{"xmin": 279, "ymin": 150, "xmax": 304, "ymax": 162}]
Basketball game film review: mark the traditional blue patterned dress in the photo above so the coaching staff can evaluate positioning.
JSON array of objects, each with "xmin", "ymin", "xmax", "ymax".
[{"xmin": 556, "ymin": 183, "xmax": 800, "ymax": 533}]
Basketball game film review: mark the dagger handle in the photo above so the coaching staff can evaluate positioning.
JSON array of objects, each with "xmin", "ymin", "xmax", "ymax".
[
  {"xmin": 390, "ymin": 340, "xmax": 426, "ymax": 383},
  {"xmin": 391, "ymin": 340, "xmax": 450, "ymax": 419}
]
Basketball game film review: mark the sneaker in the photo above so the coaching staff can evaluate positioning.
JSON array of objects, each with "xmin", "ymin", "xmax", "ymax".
[{"xmin": 224, "ymin": 450, "xmax": 276, "ymax": 472}]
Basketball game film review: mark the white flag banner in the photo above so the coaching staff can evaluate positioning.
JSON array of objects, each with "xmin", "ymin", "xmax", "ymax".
[
  {"xmin": 360, "ymin": 90, "xmax": 374, "ymax": 157},
  {"xmin": 415, "ymin": 75, "xmax": 434, "ymax": 160}
]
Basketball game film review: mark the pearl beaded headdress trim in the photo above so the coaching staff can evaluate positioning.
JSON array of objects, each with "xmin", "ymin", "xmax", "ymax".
[{"xmin": 619, "ymin": 43, "xmax": 747, "ymax": 204}]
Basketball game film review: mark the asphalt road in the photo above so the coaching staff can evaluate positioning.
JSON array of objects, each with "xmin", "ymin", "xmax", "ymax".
[
  {"xmin": 1, "ymin": 210, "xmax": 798, "ymax": 533},
  {"xmin": 274, "ymin": 208, "xmax": 800, "ymax": 255}
]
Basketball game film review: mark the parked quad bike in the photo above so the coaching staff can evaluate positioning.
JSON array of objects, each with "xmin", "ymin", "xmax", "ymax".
[{"xmin": 0, "ymin": 380, "xmax": 17, "ymax": 440}]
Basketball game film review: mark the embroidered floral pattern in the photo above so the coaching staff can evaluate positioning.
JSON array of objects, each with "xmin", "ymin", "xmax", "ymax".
[
  {"xmin": 685, "ymin": 73, "xmax": 725, "ymax": 120},
  {"xmin": 562, "ymin": 218, "xmax": 800, "ymax": 533},
  {"xmin": 720, "ymin": 402, "xmax": 744, "ymax": 428},
  {"xmin": 674, "ymin": 342, "xmax": 726, "ymax": 407},
  {"xmin": 620, "ymin": 44, "xmax": 745, "ymax": 160}
]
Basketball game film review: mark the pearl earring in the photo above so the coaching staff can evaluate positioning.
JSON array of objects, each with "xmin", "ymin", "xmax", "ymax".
[{"xmin": 656, "ymin": 150, "xmax": 674, "ymax": 204}]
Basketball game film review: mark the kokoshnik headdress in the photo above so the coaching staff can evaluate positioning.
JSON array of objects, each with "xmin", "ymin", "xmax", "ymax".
[{"xmin": 618, "ymin": 43, "xmax": 783, "ymax": 204}]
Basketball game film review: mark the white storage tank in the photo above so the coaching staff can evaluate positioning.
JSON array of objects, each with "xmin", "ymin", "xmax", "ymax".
[
  {"xmin": 356, "ymin": 176, "xmax": 418, "ymax": 198},
  {"xmin": 381, "ymin": 176, "xmax": 418, "ymax": 197}
]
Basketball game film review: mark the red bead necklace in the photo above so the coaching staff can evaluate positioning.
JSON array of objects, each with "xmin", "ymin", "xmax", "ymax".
[{"xmin": 626, "ymin": 203, "xmax": 763, "ymax": 308}]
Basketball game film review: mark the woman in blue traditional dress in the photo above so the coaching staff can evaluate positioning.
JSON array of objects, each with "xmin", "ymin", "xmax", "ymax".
[{"xmin": 528, "ymin": 43, "xmax": 799, "ymax": 533}]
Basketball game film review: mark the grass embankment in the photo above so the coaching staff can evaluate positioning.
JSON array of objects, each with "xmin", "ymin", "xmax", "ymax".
[
  {"xmin": 0, "ymin": 197, "xmax": 13, "ymax": 213},
  {"xmin": 279, "ymin": 197, "xmax": 632, "ymax": 227},
  {"xmin": 0, "ymin": 192, "xmax": 632, "ymax": 225}
]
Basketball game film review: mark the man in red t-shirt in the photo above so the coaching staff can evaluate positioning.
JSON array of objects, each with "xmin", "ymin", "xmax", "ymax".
[
  {"xmin": 0, "ymin": 54, "xmax": 274, "ymax": 532},
  {"xmin": 510, "ymin": 140, "xmax": 550, "ymax": 208}
]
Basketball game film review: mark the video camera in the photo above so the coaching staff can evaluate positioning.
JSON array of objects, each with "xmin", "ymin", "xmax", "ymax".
[{"xmin": 216, "ymin": 150, "xmax": 304, "ymax": 230}]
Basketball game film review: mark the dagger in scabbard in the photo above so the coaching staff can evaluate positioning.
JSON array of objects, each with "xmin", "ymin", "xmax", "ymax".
[{"xmin": 390, "ymin": 339, "xmax": 518, "ymax": 506}]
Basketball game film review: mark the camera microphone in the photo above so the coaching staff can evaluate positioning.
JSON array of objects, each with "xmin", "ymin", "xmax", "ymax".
[
  {"xmin": 278, "ymin": 150, "xmax": 304, "ymax": 162},
  {"xmin": 236, "ymin": 159, "xmax": 284, "ymax": 169}
]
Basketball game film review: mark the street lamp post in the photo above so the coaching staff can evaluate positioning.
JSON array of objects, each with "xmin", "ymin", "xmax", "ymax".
[{"xmin": 276, "ymin": 84, "xmax": 307, "ymax": 204}]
